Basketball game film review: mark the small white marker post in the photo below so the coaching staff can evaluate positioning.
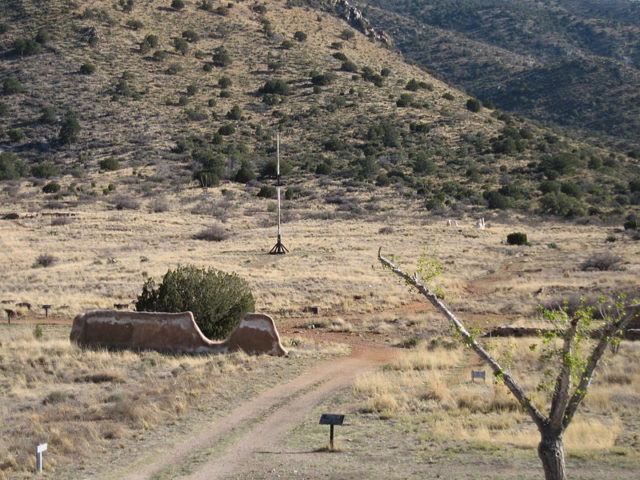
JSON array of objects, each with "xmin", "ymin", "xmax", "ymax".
[{"xmin": 36, "ymin": 443, "xmax": 47, "ymax": 473}]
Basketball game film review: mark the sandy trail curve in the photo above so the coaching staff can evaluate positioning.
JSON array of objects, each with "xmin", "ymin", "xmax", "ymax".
[{"xmin": 113, "ymin": 342, "xmax": 398, "ymax": 480}]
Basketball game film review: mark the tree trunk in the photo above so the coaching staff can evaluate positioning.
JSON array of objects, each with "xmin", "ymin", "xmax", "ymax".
[{"xmin": 538, "ymin": 430, "xmax": 566, "ymax": 480}]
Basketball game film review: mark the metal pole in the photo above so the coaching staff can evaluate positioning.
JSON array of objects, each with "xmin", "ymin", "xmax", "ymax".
[{"xmin": 330, "ymin": 424, "xmax": 334, "ymax": 450}]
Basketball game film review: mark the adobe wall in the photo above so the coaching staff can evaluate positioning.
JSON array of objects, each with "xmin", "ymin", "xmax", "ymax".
[{"xmin": 70, "ymin": 310, "xmax": 287, "ymax": 356}]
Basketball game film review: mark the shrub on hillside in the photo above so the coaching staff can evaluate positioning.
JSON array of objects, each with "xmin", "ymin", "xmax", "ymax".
[
  {"xmin": 234, "ymin": 160, "xmax": 256, "ymax": 183},
  {"xmin": 580, "ymin": 253, "xmax": 623, "ymax": 272},
  {"xmin": 12, "ymin": 38, "xmax": 42, "ymax": 56},
  {"xmin": 135, "ymin": 265, "xmax": 254, "ymax": 339},
  {"xmin": 58, "ymin": 112, "xmax": 81, "ymax": 145},
  {"xmin": 79, "ymin": 62, "xmax": 96, "ymax": 74},
  {"xmin": 466, "ymin": 98, "xmax": 481, "ymax": 112},
  {"xmin": 0, "ymin": 152, "xmax": 28, "ymax": 180},
  {"xmin": 539, "ymin": 192, "xmax": 587, "ymax": 218},
  {"xmin": 259, "ymin": 79, "xmax": 291, "ymax": 96},
  {"xmin": 31, "ymin": 161, "xmax": 59, "ymax": 178},
  {"xmin": 193, "ymin": 224, "xmax": 230, "ymax": 241},
  {"xmin": 171, "ymin": 0, "xmax": 185, "ymax": 10},
  {"xmin": 257, "ymin": 185, "xmax": 277, "ymax": 198},
  {"xmin": 35, "ymin": 254, "xmax": 57, "ymax": 268},
  {"xmin": 42, "ymin": 182, "xmax": 61, "ymax": 194},
  {"xmin": 506, "ymin": 232, "xmax": 529, "ymax": 246},
  {"xmin": 173, "ymin": 38, "xmax": 188, "ymax": 55},
  {"xmin": 294, "ymin": 31, "xmax": 307, "ymax": 42},
  {"xmin": 261, "ymin": 158, "xmax": 291, "ymax": 178},
  {"xmin": 212, "ymin": 47, "xmax": 232, "ymax": 67},
  {"xmin": 99, "ymin": 157, "xmax": 120, "ymax": 171},
  {"xmin": 7, "ymin": 129, "xmax": 25, "ymax": 143},
  {"xmin": 182, "ymin": 29, "xmax": 200, "ymax": 42},
  {"xmin": 3, "ymin": 77, "xmax": 24, "ymax": 95},
  {"xmin": 218, "ymin": 76, "xmax": 232, "ymax": 89}
]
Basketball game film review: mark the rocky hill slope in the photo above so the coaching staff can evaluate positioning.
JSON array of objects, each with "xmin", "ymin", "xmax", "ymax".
[{"xmin": 0, "ymin": 0, "xmax": 638, "ymax": 220}]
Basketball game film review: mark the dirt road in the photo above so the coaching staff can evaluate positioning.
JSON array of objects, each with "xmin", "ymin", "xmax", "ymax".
[{"xmin": 108, "ymin": 342, "xmax": 397, "ymax": 480}]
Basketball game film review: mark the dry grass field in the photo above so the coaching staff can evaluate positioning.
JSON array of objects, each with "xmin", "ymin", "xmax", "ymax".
[{"xmin": 1, "ymin": 171, "xmax": 639, "ymax": 478}]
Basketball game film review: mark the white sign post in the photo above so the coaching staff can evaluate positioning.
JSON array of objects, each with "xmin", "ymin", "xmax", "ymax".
[{"xmin": 36, "ymin": 443, "xmax": 47, "ymax": 473}]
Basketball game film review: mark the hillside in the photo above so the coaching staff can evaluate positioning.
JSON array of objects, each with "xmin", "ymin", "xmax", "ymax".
[
  {"xmin": 359, "ymin": 0, "xmax": 640, "ymax": 152},
  {"xmin": 0, "ymin": 0, "xmax": 639, "ymax": 220}
]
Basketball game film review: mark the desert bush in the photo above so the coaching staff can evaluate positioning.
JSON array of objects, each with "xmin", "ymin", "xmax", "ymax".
[
  {"xmin": 212, "ymin": 47, "xmax": 232, "ymax": 67},
  {"xmin": 0, "ymin": 23, "xmax": 9, "ymax": 34},
  {"xmin": 396, "ymin": 93, "xmax": 414, "ymax": 107},
  {"xmin": 340, "ymin": 29, "xmax": 355, "ymax": 40},
  {"xmin": 261, "ymin": 158, "xmax": 292, "ymax": 178},
  {"xmin": 193, "ymin": 223, "xmax": 230, "ymax": 241},
  {"xmin": 219, "ymin": 90, "xmax": 231, "ymax": 98},
  {"xmin": 186, "ymin": 107, "xmax": 207, "ymax": 121},
  {"xmin": 466, "ymin": 98, "xmax": 481, "ymax": 112},
  {"xmin": 218, "ymin": 124, "xmax": 235, "ymax": 135},
  {"xmin": 12, "ymin": 38, "xmax": 42, "ymax": 56},
  {"xmin": 0, "ymin": 101, "xmax": 7, "ymax": 115},
  {"xmin": 199, "ymin": 0, "xmax": 213, "ymax": 10},
  {"xmin": 3, "ymin": 77, "xmax": 24, "ymax": 95},
  {"xmin": 113, "ymin": 195, "xmax": 140, "ymax": 210},
  {"xmin": 35, "ymin": 253, "xmax": 57, "ymax": 267},
  {"xmin": 171, "ymin": 0, "xmax": 185, "ymax": 10},
  {"xmin": 99, "ymin": 157, "xmax": 120, "ymax": 171},
  {"xmin": 316, "ymin": 162, "xmax": 332, "ymax": 175},
  {"xmin": 257, "ymin": 185, "xmax": 277, "ymax": 198},
  {"xmin": 79, "ymin": 62, "xmax": 96, "ymax": 74},
  {"xmin": 120, "ymin": 0, "xmax": 135, "ymax": 12},
  {"xmin": 193, "ymin": 170, "xmax": 220, "ymax": 187},
  {"xmin": 234, "ymin": 160, "xmax": 256, "ymax": 183},
  {"xmin": 280, "ymin": 39, "xmax": 294, "ymax": 49},
  {"xmin": 341, "ymin": 60, "xmax": 358, "ymax": 72},
  {"xmin": 153, "ymin": 50, "xmax": 168, "ymax": 62},
  {"xmin": 0, "ymin": 152, "xmax": 28, "ymax": 180},
  {"xmin": 182, "ymin": 29, "xmax": 200, "ymax": 42},
  {"xmin": 148, "ymin": 197, "xmax": 170, "ymax": 213},
  {"xmin": 226, "ymin": 105, "xmax": 242, "ymax": 120},
  {"xmin": 166, "ymin": 63, "xmax": 183, "ymax": 75},
  {"xmin": 7, "ymin": 129, "xmax": 25, "ymax": 143},
  {"xmin": 293, "ymin": 31, "xmax": 307, "ymax": 42},
  {"xmin": 42, "ymin": 182, "xmax": 61, "ymax": 194},
  {"xmin": 126, "ymin": 19, "xmax": 144, "ymax": 30},
  {"xmin": 581, "ymin": 253, "xmax": 623, "ymax": 272},
  {"xmin": 259, "ymin": 79, "xmax": 291, "ymax": 96},
  {"xmin": 173, "ymin": 38, "xmax": 188, "ymax": 55},
  {"xmin": 135, "ymin": 265, "xmax": 254, "ymax": 339},
  {"xmin": 539, "ymin": 191, "xmax": 587, "ymax": 218},
  {"xmin": 218, "ymin": 76, "xmax": 232, "ymax": 89},
  {"xmin": 58, "ymin": 111, "xmax": 81, "ymax": 145},
  {"xmin": 186, "ymin": 83, "xmax": 198, "ymax": 96},
  {"xmin": 31, "ymin": 161, "xmax": 59, "ymax": 178},
  {"xmin": 506, "ymin": 232, "xmax": 529, "ymax": 246},
  {"xmin": 333, "ymin": 52, "xmax": 348, "ymax": 61}
]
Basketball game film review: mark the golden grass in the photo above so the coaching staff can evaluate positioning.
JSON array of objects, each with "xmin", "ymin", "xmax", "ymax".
[{"xmin": 0, "ymin": 324, "xmax": 344, "ymax": 476}]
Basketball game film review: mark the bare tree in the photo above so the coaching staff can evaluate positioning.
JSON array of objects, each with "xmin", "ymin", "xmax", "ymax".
[{"xmin": 378, "ymin": 248, "xmax": 639, "ymax": 480}]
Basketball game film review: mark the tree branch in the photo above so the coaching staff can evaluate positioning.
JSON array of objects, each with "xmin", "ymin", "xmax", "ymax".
[
  {"xmin": 562, "ymin": 304, "xmax": 640, "ymax": 428},
  {"xmin": 378, "ymin": 248, "xmax": 547, "ymax": 430},
  {"xmin": 549, "ymin": 317, "xmax": 578, "ymax": 429}
]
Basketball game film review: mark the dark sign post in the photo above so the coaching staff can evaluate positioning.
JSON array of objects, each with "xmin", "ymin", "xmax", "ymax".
[{"xmin": 319, "ymin": 414, "xmax": 344, "ymax": 450}]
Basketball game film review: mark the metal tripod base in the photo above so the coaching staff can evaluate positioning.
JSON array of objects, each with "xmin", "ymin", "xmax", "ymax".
[{"xmin": 269, "ymin": 235, "xmax": 289, "ymax": 254}]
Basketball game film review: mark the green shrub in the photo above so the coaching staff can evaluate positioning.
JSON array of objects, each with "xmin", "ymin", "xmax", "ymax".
[
  {"xmin": 226, "ymin": 105, "xmax": 242, "ymax": 120},
  {"xmin": 126, "ymin": 19, "xmax": 144, "ymax": 30},
  {"xmin": 135, "ymin": 265, "xmax": 254, "ymax": 339},
  {"xmin": 0, "ymin": 23, "xmax": 9, "ymax": 34},
  {"xmin": 79, "ymin": 62, "xmax": 96, "ymax": 74},
  {"xmin": 12, "ymin": 38, "xmax": 42, "ymax": 56},
  {"xmin": 42, "ymin": 182, "xmax": 61, "ymax": 194},
  {"xmin": 99, "ymin": 157, "xmax": 120, "ymax": 171},
  {"xmin": 7, "ymin": 129, "xmax": 25, "ymax": 143},
  {"xmin": 311, "ymin": 72, "xmax": 336, "ymax": 86},
  {"xmin": 466, "ymin": 98, "xmax": 481, "ymax": 112},
  {"xmin": 442, "ymin": 92, "xmax": 454, "ymax": 101},
  {"xmin": 375, "ymin": 173, "xmax": 390, "ymax": 186},
  {"xmin": 380, "ymin": 67, "xmax": 391, "ymax": 77},
  {"xmin": 144, "ymin": 34, "xmax": 159, "ymax": 48},
  {"xmin": 171, "ymin": 0, "xmax": 185, "ymax": 10},
  {"xmin": 485, "ymin": 190, "xmax": 511, "ymax": 209},
  {"xmin": 218, "ymin": 124, "xmax": 235, "ymax": 135},
  {"xmin": 0, "ymin": 101, "xmax": 7, "ymax": 115},
  {"xmin": 39, "ymin": 105, "xmax": 58, "ymax": 124},
  {"xmin": 193, "ymin": 170, "xmax": 220, "ymax": 187},
  {"xmin": 173, "ymin": 38, "xmax": 188, "ymax": 55},
  {"xmin": 333, "ymin": 52, "xmax": 348, "ymax": 61},
  {"xmin": 257, "ymin": 185, "xmax": 277, "ymax": 198},
  {"xmin": 218, "ymin": 76, "xmax": 232, "ymax": 89},
  {"xmin": 280, "ymin": 39, "xmax": 294, "ymax": 49},
  {"xmin": 186, "ymin": 107, "xmax": 207, "ymax": 121},
  {"xmin": 153, "ymin": 50, "xmax": 168, "ymax": 62},
  {"xmin": 341, "ymin": 60, "xmax": 358, "ymax": 72},
  {"xmin": 316, "ymin": 162, "xmax": 332, "ymax": 175},
  {"xmin": 182, "ymin": 29, "xmax": 200, "ymax": 42},
  {"xmin": 31, "ymin": 161, "xmax": 59, "ymax": 178},
  {"xmin": 539, "ymin": 192, "xmax": 587, "ymax": 218},
  {"xmin": 120, "ymin": 0, "xmax": 135, "ymax": 12},
  {"xmin": 259, "ymin": 79, "xmax": 291, "ymax": 96},
  {"xmin": 219, "ymin": 90, "xmax": 231, "ymax": 98},
  {"xmin": 3, "ymin": 77, "xmax": 24, "ymax": 95},
  {"xmin": 294, "ymin": 31, "xmax": 307, "ymax": 42},
  {"xmin": 212, "ymin": 46, "xmax": 232, "ymax": 67},
  {"xmin": 506, "ymin": 232, "xmax": 529, "ymax": 246},
  {"xmin": 261, "ymin": 158, "xmax": 291, "ymax": 178},
  {"xmin": 33, "ymin": 324, "xmax": 43, "ymax": 340},
  {"xmin": 0, "ymin": 152, "xmax": 28, "ymax": 180},
  {"xmin": 234, "ymin": 160, "xmax": 256, "ymax": 183},
  {"xmin": 166, "ymin": 63, "xmax": 183, "ymax": 74},
  {"xmin": 340, "ymin": 29, "xmax": 355, "ymax": 40},
  {"xmin": 58, "ymin": 112, "xmax": 81, "ymax": 145},
  {"xmin": 396, "ymin": 93, "xmax": 413, "ymax": 107}
]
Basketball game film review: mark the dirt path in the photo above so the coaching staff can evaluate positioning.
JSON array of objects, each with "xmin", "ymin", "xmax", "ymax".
[{"xmin": 109, "ymin": 343, "xmax": 398, "ymax": 480}]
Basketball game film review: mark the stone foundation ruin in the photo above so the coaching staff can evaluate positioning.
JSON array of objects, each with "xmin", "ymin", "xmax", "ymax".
[{"xmin": 70, "ymin": 310, "xmax": 287, "ymax": 356}]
